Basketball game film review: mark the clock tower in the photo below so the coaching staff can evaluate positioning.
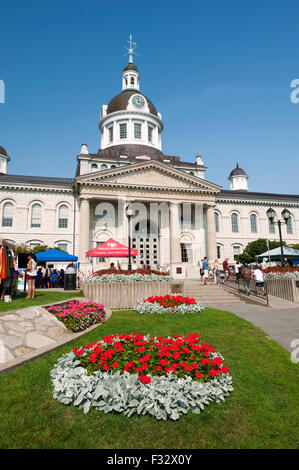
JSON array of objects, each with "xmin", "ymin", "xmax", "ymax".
[{"xmin": 98, "ymin": 36, "xmax": 163, "ymax": 155}]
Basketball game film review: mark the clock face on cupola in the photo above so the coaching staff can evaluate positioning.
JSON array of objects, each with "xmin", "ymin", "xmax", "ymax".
[{"xmin": 132, "ymin": 95, "xmax": 145, "ymax": 108}]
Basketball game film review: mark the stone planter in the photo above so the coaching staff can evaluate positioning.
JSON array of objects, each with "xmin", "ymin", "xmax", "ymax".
[{"xmin": 81, "ymin": 281, "xmax": 172, "ymax": 310}]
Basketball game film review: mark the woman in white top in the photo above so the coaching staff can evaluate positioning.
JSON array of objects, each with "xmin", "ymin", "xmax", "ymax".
[{"xmin": 25, "ymin": 253, "xmax": 37, "ymax": 299}]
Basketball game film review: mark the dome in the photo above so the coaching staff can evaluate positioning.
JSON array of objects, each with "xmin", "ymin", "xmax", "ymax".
[
  {"xmin": 0, "ymin": 146, "xmax": 7, "ymax": 156},
  {"xmin": 97, "ymin": 143, "xmax": 163, "ymax": 157},
  {"xmin": 106, "ymin": 90, "xmax": 158, "ymax": 116},
  {"xmin": 229, "ymin": 163, "xmax": 247, "ymax": 178},
  {"xmin": 123, "ymin": 63, "xmax": 139, "ymax": 72}
]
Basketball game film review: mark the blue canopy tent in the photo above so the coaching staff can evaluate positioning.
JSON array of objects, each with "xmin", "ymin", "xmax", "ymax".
[
  {"xmin": 257, "ymin": 246, "xmax": 299, "ymax": 265},
  {"xmin": 35, "ymin": 249, "xmax": 78, "ymax": 262}
]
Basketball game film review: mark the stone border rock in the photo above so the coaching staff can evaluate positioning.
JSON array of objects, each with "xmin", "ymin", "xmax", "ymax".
[{"xmin": 0, "ymin": 298, "xmax": 111, "ymax": 376}]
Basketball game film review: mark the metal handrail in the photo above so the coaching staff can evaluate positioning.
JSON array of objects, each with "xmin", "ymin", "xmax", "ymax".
[{"xmin": 218, "ymin": 275, "xmax": 270, "ymax": 306}]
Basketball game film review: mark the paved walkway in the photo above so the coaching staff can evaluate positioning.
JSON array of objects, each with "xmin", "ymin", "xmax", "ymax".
[{"xmin": 211, "ymin": 295, "xmax": 299, "ymax": 353}]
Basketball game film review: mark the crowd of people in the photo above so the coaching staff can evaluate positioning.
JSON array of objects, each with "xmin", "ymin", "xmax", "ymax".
[{"xmin": 198, "ymin": 258, "xmax": 266, "ymax": 296}]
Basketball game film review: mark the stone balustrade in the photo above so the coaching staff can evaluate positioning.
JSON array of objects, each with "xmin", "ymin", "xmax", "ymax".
[{"xmin": 265, "ymin": 278, "xmax": 299, "ymax": 303}]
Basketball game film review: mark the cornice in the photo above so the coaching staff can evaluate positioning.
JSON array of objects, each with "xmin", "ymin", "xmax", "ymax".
[
  {"xmin": 216, "ymin": 195, "xmax": 299, "ymax": 207},
  {"xmin": 99, "ymin": 110, "xmax": 164, "ymax": 130},
  {"xmin": 0, "ymin": 183, "xmax": 73, "ymax": 193},
  {"xmin": 76, "ymin": 159, "xmax": 221, "ymax": 193}
]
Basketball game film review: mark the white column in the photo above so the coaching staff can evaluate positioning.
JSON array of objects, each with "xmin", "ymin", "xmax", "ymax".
[
  {"xmin": 170, "ymin": 202, "xmax": 181, "ymax": 264},
  {"xmin": 79, "ymin": 198, "xmax": 90, "ymax": 263},
  {"xmin": 206, "ymin": 204, "xmax": 217, "ymax": 261}
]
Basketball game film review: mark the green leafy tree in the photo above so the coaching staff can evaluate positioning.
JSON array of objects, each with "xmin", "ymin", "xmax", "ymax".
[{"xmin": 290, "ymin": 244, "xmax": 299, "ymax": 251}]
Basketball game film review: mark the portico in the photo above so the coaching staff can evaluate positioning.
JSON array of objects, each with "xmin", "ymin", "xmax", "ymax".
[{"xmin": 76, "ymin": 160, "xmax": 221, "ymax": 278}]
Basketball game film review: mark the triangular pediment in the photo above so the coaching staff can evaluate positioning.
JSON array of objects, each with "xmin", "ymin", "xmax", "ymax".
[{"xmin": 76, "ymin": 160, "xmax": 221, "ymax": 194}]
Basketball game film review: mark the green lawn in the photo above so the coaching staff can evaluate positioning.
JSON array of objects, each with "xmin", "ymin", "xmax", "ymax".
[
  {"xmin": 0, "ymin": 309, "xmax": 298, "ymax": 449},
  {"xmin": 0, "ymin": 290, "xmax": 84, "ymax": 314}
]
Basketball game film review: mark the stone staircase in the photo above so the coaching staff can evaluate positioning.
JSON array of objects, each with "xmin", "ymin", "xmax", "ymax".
[{"xmin": 183, "ymin": 282, "xmax": 247, "ymax": 307}]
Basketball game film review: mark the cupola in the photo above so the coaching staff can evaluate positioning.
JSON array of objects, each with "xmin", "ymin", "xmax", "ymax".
[
  {"xmin": 228, "ymin": 163, "xmax": 248, "ymax": 191},
  {"xmin": 0, "ymin": 146, "xmax": 10, "ymax": 174}
]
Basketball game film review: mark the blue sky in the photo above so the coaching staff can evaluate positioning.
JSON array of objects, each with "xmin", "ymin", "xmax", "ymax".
[{"xmin": 0, "ymin": 0, "xmax": 298, "ymax": 193}]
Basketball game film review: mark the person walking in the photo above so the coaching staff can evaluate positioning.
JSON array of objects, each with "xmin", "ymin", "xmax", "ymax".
[
  {"xmin": 241, "ymin": 263, "xmax": 252, "ymax": 295},
  {"xmin": 223, "ymin": 258, "xmax": 229, "ymax": 283},
  {"xmin": 25, "ymin": 254, "xmax": 37, "ymax": 299},
  {"xmin": 235, "ymin": 261, "xmax": 242, "ymax": 283},
  {"xmin": 253, "ymin": 265, "xmax": 265, "ymax": 296},
  {"xmin": 212, "ymin": 259, "xmax": 219, "ymax": 283}
]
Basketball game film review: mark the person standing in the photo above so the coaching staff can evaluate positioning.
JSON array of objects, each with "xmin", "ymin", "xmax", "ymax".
[
  {"xmin": 202, "ymin": 257, "xmax": 209, "ymax": 286},
  {"xmin": 25, "ymin": 254, "xmax": 37, "ymax": 299},
  {"xmin": 223, "ymin": 258, "xmax": 229, "ymax": 282}
]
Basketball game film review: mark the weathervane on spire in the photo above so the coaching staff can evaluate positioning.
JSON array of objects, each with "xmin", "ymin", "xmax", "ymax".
[{"xmin": 123, "ymin": 34, "xmax": 138, "ymax": 63}]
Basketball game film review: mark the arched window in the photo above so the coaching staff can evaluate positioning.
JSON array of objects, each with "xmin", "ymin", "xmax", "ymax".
[
  {"xmin": 31, "ymin": 204, "xmax": 42, "ymax": 228},
  {"xmin": 231, "ymin": 213, "xmax": 239, "ymax": 233},
  {"xmin": 130, "ymin": 77, "xmax": 135, "ymax": 85},
  {"xmin": 2, "ymin": 202, "xmax": 13, "ymax": 227},
  {"xmin": 250, "ymin": 214, "xmax": 257, "ymax": 233},
  {"xmin": 215, "ymin": 212, "xmax": 220, "ymax": 232},
  {"xmin": 101, "ymin": 164, "xmax": 107, "ymax": 171},
  {"xmin": 286, "ymin": 217, "xmax": 293, "ymax": 234},
  {"xmin": 58, "ymin": 205, "xmax": 69, "ymax": 228},
  {"xmin": 111, "ymin": 164, "xmax": 117, "ymax": 169},
  {"xmin": 91, "ymin": 163, "xmax": 98, "ymax": 173},
  {"xmin": 269, "ymin": 218, "xmax": 275, "ymax": 234}
]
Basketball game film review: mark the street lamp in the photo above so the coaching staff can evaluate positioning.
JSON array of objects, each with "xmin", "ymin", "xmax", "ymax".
[
  {"xmin": 266, "ymin": 207, "xmax": 291, "ymax": 267},
  {"xmin": 125, "ymin": 204, "xmax": 133, "ymax": 271}
]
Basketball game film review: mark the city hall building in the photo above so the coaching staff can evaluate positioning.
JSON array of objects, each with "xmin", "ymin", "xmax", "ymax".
[{"xmin": 1, "ymin": 52, "xmax": 299, "ymax": 278}]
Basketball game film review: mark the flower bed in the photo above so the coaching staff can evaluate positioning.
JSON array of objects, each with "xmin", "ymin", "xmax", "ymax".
[
  {"xmin": 85, "ymin": 268, "xmax": 173, "ymax": 283},
  {"xmin": 263, "ymin": 266, "xmax": 299, "ymax": 279},
  {"xmin": 46, "ymin": 300, "xmax": 105, "ymax": 332},
  {"xmin": 51, "ymin": 332, "xmax": 233, "ymax": 420},
  {"xmin": 134, "ymin": 294, "xmax": 204, "ymax": 314}
]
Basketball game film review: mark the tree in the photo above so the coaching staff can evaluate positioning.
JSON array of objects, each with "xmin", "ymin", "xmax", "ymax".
[{"xmin": 290, "ymin": 244, "xmax": 299, "ymax": 251}]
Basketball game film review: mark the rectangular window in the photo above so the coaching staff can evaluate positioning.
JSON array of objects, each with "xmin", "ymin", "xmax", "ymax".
[
  {"xmin": 58, "ymin": 218, "xmax": 68, "ymax": 228},
  {"xmin": 180, "ymin": 243, "xmax": 191, "ymax": 263},
  {"xmin": 217, "ymin": 245, "xmax": 221, "ymax": 259},
  {"xmin": 148, "ymin": 126, "xmax": 153, "ymax": 142},
  {"xmin": 134, "ymin": 123, "xmax": 142, "ymax": 139},
  {"xmin": 2, "ymin": 217, "xmax": 12, "ymax": 227},
  {"xmin": 108, "ymin": 126, "xmax": 113, "ymax": 143},
  {"xmin": 119, "ymin": 123, "xmax": 127, "ymax": 139}
]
